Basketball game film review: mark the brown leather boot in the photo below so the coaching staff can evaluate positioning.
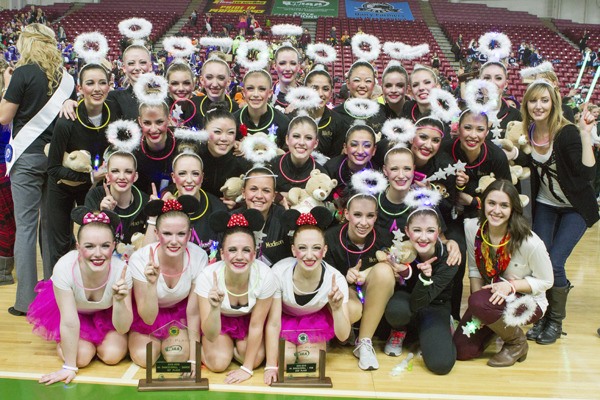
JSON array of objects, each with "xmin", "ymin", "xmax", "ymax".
[{"xmin": 486, "ymin": 319, "xmax": 528, "ymax": 367}]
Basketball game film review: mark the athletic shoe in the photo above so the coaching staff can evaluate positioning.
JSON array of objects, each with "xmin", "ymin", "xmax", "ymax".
[
  {"xmin": 384, "ymin": 329, "xmax": 406, "ymax": 357},
  {"xmin": 353, "ymin": 338, "xmax": 379, "ymax": 370}
]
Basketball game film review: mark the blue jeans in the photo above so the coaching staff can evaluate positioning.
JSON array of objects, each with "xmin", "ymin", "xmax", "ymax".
[{"xmin": 533, "ymin": 202, "xmax": 587, "ymax": 287}]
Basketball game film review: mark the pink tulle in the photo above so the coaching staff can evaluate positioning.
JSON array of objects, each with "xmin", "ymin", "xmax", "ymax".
[
  {"xmin": 26, "ymin": 280, "xmax": 116, "ymax": 346},
  {"xmin": 131, "ymin": 297, "xmax": 188, "ymax": 340},
  {"xmin": 280, "ymin": 308, "xmax": 335, "ymax": 345},
  {"xmin": 220, "ymin": 314, "xmax": 251, "ymax": 340}
]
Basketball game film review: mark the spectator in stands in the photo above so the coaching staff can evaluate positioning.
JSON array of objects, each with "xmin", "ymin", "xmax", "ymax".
[
  {"xmin": 237, "ymin": 14, "xmax": 247, "ymax": 37},
  {"xmin": 530, "ymin": 48, "xmax": 542, "ymax": 67},
  {"xmin": 300, "ymin": 28, "xmax": 311, "ymax": 51},
  {"xmin": 508, "ymin": 52, "xmax": 518, "ymax": 66},
  {"xmin": 518, "ymin": 42, "xmax": 526, "ymax": 63},
  {"xmin": 451, "ymin": 39, "xmax": 461, "ymax": 62},
  {"xmin": 250, "ymin": 17, "xmax": 262, "ymax": 37},
  {"xmin": 579, "ymin": 30, "xmax": 589, "ymax": 53},
  {"xmin": 522, "ymin": 44, "xmax": 532, "ymax": 66},
  {"xmin": 329, "ymin": 26, "xmax": 337, "ymax": 46},
  {"xmin": 57, "ymin": 25, "xmax": 66, "ymax": 43},
  {"xmin": 341, "ymin": 30, "xmax": 351, "ymax": 46},
  {"xmin": 431, "ymin": 53, "xmax": 440, "ymax": 70},
  {"xmin": 190, "ymin": 10, "xmax": 198, "ymax": 27},
  {"xmin": 356, "ymin": 27, "xmax": 364, "ymax": 35},
  {"xmin": 205, "ymin": 13, "xmax": 213, "ymax": 35}
]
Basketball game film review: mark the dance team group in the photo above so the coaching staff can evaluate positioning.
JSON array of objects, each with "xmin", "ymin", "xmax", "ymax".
[{"xmin": 0, "ymin": 20, "xmax": 597, "ymax": 386}]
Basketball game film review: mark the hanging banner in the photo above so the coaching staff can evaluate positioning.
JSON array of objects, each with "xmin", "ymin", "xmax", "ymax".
[
  {"xmin": 345, "ymin": 1, "xmax": 414, "ymax": 20},
  {"xmin": 272, "ymin": 0, "xmax": 339, "ymax": 18},
  {"xmin": 205, "ymin": 0, "xmax": 268, "ymax": 14}
]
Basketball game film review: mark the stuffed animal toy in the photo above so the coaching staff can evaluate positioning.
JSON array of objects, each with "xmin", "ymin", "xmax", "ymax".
[
  {"xmin": 115, "ymin": 232, "xmax": 145, "ymax": 262},
  {"xmin": 44, "ymin": 144, "xmax": 92, "ymax": 186},
  {"xmin": 220, "ymin": 175, "xmax": 244, "ymax": 203},
  {"xmin": 499, "ymin": 121, "xmax": 532, "ymax": 156},
  {"xmin": 287, "ymin": 170, "xmax": 337, "ymax": 213},
  {"xmin": 509, "ymin": 165, "xmax": 531, "ymax": 185},
  {"xmin": 475, "ymin": 172, "xmax": 529, "ymax": 206},
  {"xmin": 376, "ymin": 239, "xmax": 418, "ymax": 266}
]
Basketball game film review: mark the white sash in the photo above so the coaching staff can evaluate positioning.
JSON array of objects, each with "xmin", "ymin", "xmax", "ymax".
[{"xmin": 5, "ymin": 68, "xmax": 75, "ymax": 175}]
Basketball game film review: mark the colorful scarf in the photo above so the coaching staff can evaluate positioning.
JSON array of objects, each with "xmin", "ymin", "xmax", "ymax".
[{"xmin": 474, "ymin": 225, "xmax": 511, "ymax": 284}]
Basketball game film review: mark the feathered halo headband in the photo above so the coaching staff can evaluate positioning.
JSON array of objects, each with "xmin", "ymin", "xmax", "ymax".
[
  {"xmin": 464, "ymin": 79, "xmax": 499, "ymax": 116},
  {"xmin": 306, "ymin": 43, "xmax": 337, "ymax": 65},
  {"xmin": 133, "ymin": 73, "xmax": 169, "ymax": 106},
  {"xmin": 118, "ymin": 18, "xmax": 153, "ymax": 45},
  {"xmin": 519, "ymin": 61, "xmax": 554, "ymax": 79},
  {"xmin": 351, "ymin": 33, "xmax": 381, "ymax": 62},
  {"xmin": 383, "ymin": 42, "xmax": 429, "ymax": 60},
  {"xmin": 477, "ymin": 32, "xmax": 511, "ymax": 63},
  {"xmin": 236, "ymin": 40, "xmax": 270, "ymax": 71},
  {"xmin": 106, "ymin": 120, "xmax": 142, "ymax": 153},
  {"xmin": 162, "ymin": 36, "xmax": 196, "ymax": 63},
  {"xmin": 74, "ymin": 32, "xmax": 109, "ymax": 65}
]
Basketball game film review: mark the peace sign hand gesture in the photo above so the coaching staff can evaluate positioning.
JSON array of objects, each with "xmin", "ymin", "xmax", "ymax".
[
  {"xmin": 144, "ymin": 246, "xmax": 160, "ymax": 285},
  {"xmin": 112, "ymin": 265, "xmax": 129, "ymax": 301},
  {"xmin": 208, "ymin": 271, "xmax": 225, "ymax": 308},
  {"xmin": 100, "ymin": 183, "xmax": 117, "ymax": 211},
  {"xmin": 328, "ymin": 275, "xmax": 343, "ymax": 310}
]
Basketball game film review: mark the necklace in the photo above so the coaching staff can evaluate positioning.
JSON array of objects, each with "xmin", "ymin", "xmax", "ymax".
[
  {"xmin": 339, "ymin": 223, "xmax": 377, "ymax": 254},
  {"xmin": 113, "ymin": 185, "xmax": 143, "ymax": 218},
  {"xmin": 291, "ymin": 262, "xmax": 322, "ymax": 295},
  {"xmin": 318, "ymin": 115, "xmax": 331, "ymax": 130},
  {"xmin": 76, "ymin": 100, "xmax": 111, "ymax": 130},
  {"xmin": 140, "ymin": 130, "xmax": 176, "ymax": 161},
  {"xmin": 72, "ymin": 256, "xmax": 112, "ymax": 291},
  {"xmin": 279, "ymin": 152, "xmax": 315, "ymax": 184},
  {"xmin": 528, "ymin": 123, "xmax": 550, "ymax": 147},
  {"xmin": 377, "ymin": 189, "xmax": 410, "ymax": 216},
  {"xmin": 153, "ymin": 244, "xmax": 191, "ymax": 277},
  {"xmin": 451, "ymin": 138, "xmax": 488, "ymax": 169},
  {"xmin": 480, "ymin": 220, "xmax": 511, "ymax": 248},
  {"xmin": 239, "ymin": 105, "xmax": 275, "ymax": 133},
  {"xmin": 337, "ymin": 157, "xmax": 373, "ymax": 185},
  {"xmin": 200, "ymin": 94, "xmax": 234, "ymax": 116},
  {"xmin": 221, "ymin": 263, "xmax": 258, "ymax": 297},
  {"xmin": 411, "ymin": 103, "xmax": 419, "ymax": 122}
]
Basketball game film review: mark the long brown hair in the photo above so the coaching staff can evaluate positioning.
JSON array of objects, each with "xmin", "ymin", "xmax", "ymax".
[{"xmin": 478, "ymin": 179, "xmax": 531, "ymax": 255}]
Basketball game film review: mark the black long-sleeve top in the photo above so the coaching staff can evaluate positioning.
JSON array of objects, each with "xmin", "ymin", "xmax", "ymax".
[
  {"xmin": 314, "ymin": 107, "xmax": 350, "ymax": 158},
  {"xmin": 234, "ymin": 105, "xmax": 290, "ymax": 148},
  {"xmin": 271, "ymin": 152, "xmax": 326, "ymax": 193},
  {"xmin": 107, "ymin": 87, "xmax": 138, "ymax": 121},
  {"xmin": 197, "ymin": 143, "xmax": 252, "ymax": 198},
  {"xmin": 132, "ymin": 133, "xmax": 176, "ymax": 194}
]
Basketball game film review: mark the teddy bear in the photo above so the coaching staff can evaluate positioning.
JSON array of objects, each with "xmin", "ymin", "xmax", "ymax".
[
  {"xmin": 287, "ymin": 170, "xmax": 337, "ymax": 214},
  {"xmin": 44, "ymin": 143, "xmax": 92, "ymax": 187},
  {"xmin": 376, "ymin": 238, "xmax": 418, "ymax": 266},
  {"xmin": 220, "ymin": 175, "xmax": 244, "ymax": 203},
  {"xmin": 475, "ymin": 172, "xmax": 529, "ymax": 206},
  {"xmin": 115, "ymin": 232, "xmax": 145, "ymax": 263},
  {"xmin": 499, "ymin": 120, "xmax": 532, "ymax": 156},
  {"xmin": 509, "ymin": 165, "xmax": 531, "ymax": 185}
]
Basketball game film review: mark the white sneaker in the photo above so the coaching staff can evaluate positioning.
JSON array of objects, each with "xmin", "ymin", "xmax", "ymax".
[
  {"xmin": 384, "ymin": 329, "xmax": 406, "ymax": 357},
  {"xmin": 353, "ymin": 338, "xmax": 379, "ymax": 370}
]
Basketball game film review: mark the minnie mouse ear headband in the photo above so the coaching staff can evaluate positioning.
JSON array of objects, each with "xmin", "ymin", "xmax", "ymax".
[
  {"xmin": 209, "ymin": 208, "xmax": 265, "ymax": 234},
  {"xmin": 144, "ymin": 195, "xmax": 201, "ymax": 218},
  {"xmin": 119, "ymin": 18, "xmax": 153, "ymax": 46},
  {"xmin": 281, "ymin": 206, "xmax": 333, "ymax": 233},
  {"xmin": 71, "ymin": 206, "xmax": 120, "ymax": 232}
]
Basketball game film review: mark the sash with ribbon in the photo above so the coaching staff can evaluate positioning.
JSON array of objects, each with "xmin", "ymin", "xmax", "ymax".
[{"xmin": 5, "ymin": 68, "xmax": 75, "ymax": 175}]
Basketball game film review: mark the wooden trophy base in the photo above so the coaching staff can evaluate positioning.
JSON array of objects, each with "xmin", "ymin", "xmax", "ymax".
[
  {"xmin": 138, "ymin": 378, "xmax": 209, "ymax": 392},
  {"xmin": 271, "ymin": 376, "xmax": 332, "ymax": 388}
]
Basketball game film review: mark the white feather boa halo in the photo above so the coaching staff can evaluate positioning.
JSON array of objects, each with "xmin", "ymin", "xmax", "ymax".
[
  {"xmin": 199, "ymin": 36, "xmax": 233, "ymax": 52},
  {"xmin": 236, "ymin": 40, "xmax": 270, "ymax": 71},
  {"xmin": 74, "ymin": 32, "xmax": 109, "ymax": 64},
  {"xmin": 477, "ymin": 32, "xmax": 511, "ymax": 62},
  {"xmin": 106, "ymin": 120, "xmax": 142, "ymax": 153},
  {"xmin": 351, "ymin": 33, "xmax": 381, "ymax": 62},
  {"xmin": 271, "ymin": 24, "xmax": 303, "ymax": 37},
  {"xmin": 162, "ymin": 36, "xmax": 196, "ymax": 61},
  {"xmin": 306, "ymin": 43, "xmax": 337, "ymax": 64},
  {"xmin": 285, "ymin": 87, "xmax": 321, "ymax": 111},
  {"xmin": 382, "ymin": 118, "xmax": 416, "ymax": 146},
  {"xmin": 241, "ymin": 133, "xmax": 278, "ymax": 165},
  {"xmin": 133, "ymin": 73, "xmax": 169, "ymax": 105},
  {"xmin": 118, "ymin": 18, "xmax": 153, "ymax": 41},
  {"xmin": 429, "ymin": 88, "xmax": 461, "ymax": 123},
  {"xmin": 351, "ymin": 169, "xmax": 388, "ymax": 196},
  {"xmin": 519, "ymin": 61, "xmax": 554, "ymax": 79},
  {"xmin": 464, "ymin": 79, "xmax": 499, "ymax": 115},
  {"xmin": 404, "ymin": 187, "xmax": 442, "ymax": 208},
  {"xmin": 383, "ymin": 42, "xmax": 429, "ymax": 60},
  {"xmin": 503, "ymin": 294, "xmax": 538, "ymax": 327},
  {"xmin": 174, "ymin": 128, "xmax": 209, "ymax": 143},
  {"xmin": 345, "ymin": 98, "xmax": 380, "ymax": 119}
]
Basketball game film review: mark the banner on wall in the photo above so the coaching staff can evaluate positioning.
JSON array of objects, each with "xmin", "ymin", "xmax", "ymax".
[
  {"xmin": 205, "ymin": 0, "xmax": 268, "ymax": 14},
  {"xmin": 271, "ymin": 0, "xmax": 339, "ymax": 18},
  {"xmin": 345, "ymin": 1, "xmax": 414, "ymax": 20}
]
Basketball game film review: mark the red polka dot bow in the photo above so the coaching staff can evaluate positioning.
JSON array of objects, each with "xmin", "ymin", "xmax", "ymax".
[
  {"xmin": 228, "ymin": 213, "xmax": 249, "ymax": 228},
  {"xmin": 82, "ymin": 212, "xmax": 111, "ymax": 225},
  {"xmin": 162, "ymin": 199, "xmax": 183, "ymax": 213},
  {"xmin": 296, "ymin": 213, "xmax": 317, "ymax": 226}
]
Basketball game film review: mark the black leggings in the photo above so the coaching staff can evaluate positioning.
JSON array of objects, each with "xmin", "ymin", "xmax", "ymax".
[{"xmin": 385, "ymin": 291, "xmax": 456, "ymax": 375}]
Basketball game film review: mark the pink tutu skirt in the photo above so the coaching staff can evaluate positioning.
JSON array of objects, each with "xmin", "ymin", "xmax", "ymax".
[
  {"xmin": 27, "ymin": 280, "xmax": 115, "ymax": 346},
  {"xmin": 131, "ymin": 298, "xmax": 188, "ymax": 340},
  {"xmin": 280, "ymin": 308, "xmax": 335, "ymax": 345},
  {"xmin": 220, "ymin": 314, "xmax": 251, "ymax": 340},
  {"xmin": 237, "ymin": 21, "xmax": 248, "ymax": 29}
]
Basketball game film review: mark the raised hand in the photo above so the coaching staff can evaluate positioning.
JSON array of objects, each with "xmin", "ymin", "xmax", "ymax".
[
  {"xmin": 100, "ymin": 182, "xmax": 117, "ymax": 211},
  {"xmin": 112, "ymin": 265, "xmax": 129, "ymax": 301},
  {"xmin": 208, "ymin": 271, "xmax": 225, "ymax": 308},
  {"xmin": 144, "ymin": 246, "xmax": 160, "ymax": 285},
  {"xmin": 417, "ymin": 257, "xmax": 437, "ymax": 277},
  {"xmin": 455, "ymin": 170, "xmax": 469, "ymax": 188},
  {"xmin": 579, "ymin": 102, "xmax": 597, "ymax": 134},
  {"xmin": 345, "ymin": 259, "xmax": 362, "ymax": 285},
  {"xmin": 150, "ymin": 182, "xmax": 160, "ymax": 201},
  {"xmin": 328, "ymin": 275, "xmax": 343, "ymax": 310}
]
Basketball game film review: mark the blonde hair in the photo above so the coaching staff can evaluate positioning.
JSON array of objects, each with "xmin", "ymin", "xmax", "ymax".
[
  {"xmin": 521, "ymin": 81, "xmax": 572, "ymax": 138},
  {"xmin": 0, "ymin": 56, "xmax": 8, "ymax": 94},
  {"xmin": 16, "ymin": 24, "xmax": 63, "ymax": 95}
]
